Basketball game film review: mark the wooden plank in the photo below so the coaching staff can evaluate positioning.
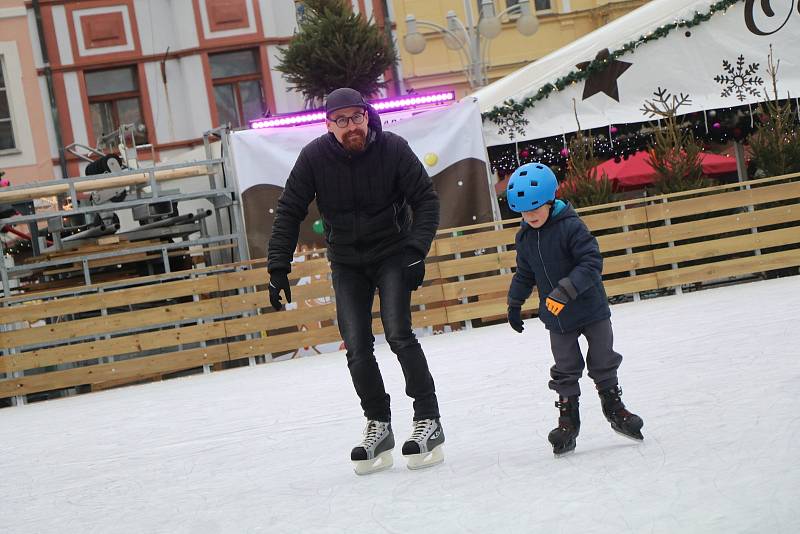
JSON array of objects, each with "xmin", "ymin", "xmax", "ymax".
[
  {"xmin": 0, "ymin": 276, "xmax": 220, "ymax": 324},
  {"xmin": 604, "ymin": 273, "xmax": 660, "ymax": 296},
  {"xmin": 648, "ymin": 203, "xmax": 800, "ymax": 244},
  {"xmin": 651, "ymin": 227, "xmax": 800, "ymax": 266},
  {"xmin": 225, "ymin": 306, "xmax": 449, "ymax": 360},
  {"xmin": 645, "ymin": 181, "xmax": 800, "ymax": 222},
  {"xmin": 434, "ymin": 228, "xmax": 517, "ymax": 256},
  {"xmin": 596, "ymin": 228, "xmax": 652, "ymax": 253},
  {"xmin": 582, "ymin": 207, "xmax": 648, "ymax": 232},
  {"xmin": 1, "ymin": 321, "xmax": 228, "ymax": 373},
  {"xmin": 0, "ymin": 344, "xmax": 229, "ymax": 398},
  {"xmin": 437, "ymin": 253, "xmax": 504, "ymax": 278},
  {"xmin": 0, "ymin": 299, "xmax": 223, "ymax": 349},
  {"xmin": 223, "ymin": 305, "xmax": 337, "ymax": 336},
  {"xmin": 227, "ymin": 326, "xmax": 342, "ymax": 359},
  {"xmin": 0, "ymin": 165, "xmax": 211, "ymax": 203},
  {"xmin": 0, "ymin": 259, "xmax": 265, "ymax": 306},
  {"xmin": 655, "ymin": 249, "xmax": 800, "ymax": 288},
  {"xmin": 441, "ymin": 274, "xmax": 513, "ymax": 301},
  {"xmin": 603, "ymin": 251, "xmax": 656, "ymax": 274}
]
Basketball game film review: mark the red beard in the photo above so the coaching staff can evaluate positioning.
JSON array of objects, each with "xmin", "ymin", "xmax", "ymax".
[{"xmin": 342, "ymin": 130, "xmax": 366, "ymax": 153}]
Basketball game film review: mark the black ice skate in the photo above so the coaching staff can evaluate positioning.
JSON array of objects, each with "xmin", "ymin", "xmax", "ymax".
[
  {"xmin": 598, "ymin": 385, "xmax": 644, "ymax": 441},
  {"xmin": 402, "ymin": 418, "xmax": 445, "ymax": 470},
  {"xmin": 351, "ymin": 420, "xmax": 394, "ymax": 475},
  {"xmin": 548, "ymin": 395, "xmax": 580, "ymax": 456}
]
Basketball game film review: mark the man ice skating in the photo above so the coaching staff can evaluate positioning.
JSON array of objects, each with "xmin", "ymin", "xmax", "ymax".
[
  {"xmin": 266, "ymin": 88, "xmax": 444, "ymax": 474},
  {"xmin": 505, "ymin": 162, "xmax": 644, "ymax": 456}
]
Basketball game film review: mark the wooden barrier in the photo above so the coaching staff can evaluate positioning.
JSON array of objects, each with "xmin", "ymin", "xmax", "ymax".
[{"xmin": 2, "ymin": 173, "xmax": 799, "ymax": 401}]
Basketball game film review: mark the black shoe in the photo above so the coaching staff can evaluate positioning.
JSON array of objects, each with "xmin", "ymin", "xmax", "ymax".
[
  {"xmin": 548, "ymin": 395, "xmax": 580, "ymax": 456},
  {"xmin": 598, "ymin": 385, "xmax": 644, "ymax": 441}
]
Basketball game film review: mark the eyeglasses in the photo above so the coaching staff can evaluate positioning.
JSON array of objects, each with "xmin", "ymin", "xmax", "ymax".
[{"xmin": 329, "ymin": 112, "xmax": 366, "ymax": 128}]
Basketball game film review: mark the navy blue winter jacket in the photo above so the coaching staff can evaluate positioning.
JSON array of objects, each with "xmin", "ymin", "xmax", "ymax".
[{"xmin": 507, "ymin": 200, "xmax": 610, "ymax": 333}]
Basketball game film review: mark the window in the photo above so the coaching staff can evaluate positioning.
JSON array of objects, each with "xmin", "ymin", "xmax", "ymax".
[
  {"xmin": 506, "ymin": 0, "xmax": 551, "ymax": 10},
  {"xmin": 209, "ymin": 49, "xmax": 266, "ymax": 128},
  {"xmin": 0, "ymin": 57, "xmax": 15, "ymax": 151},
  {"xmin": 85, "ymin": 66, "xmax": 147, "ymax": 144}
]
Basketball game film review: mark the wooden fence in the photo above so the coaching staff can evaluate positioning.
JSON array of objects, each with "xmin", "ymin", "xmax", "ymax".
[{"xmin": 2, "ymin": 173, "xmax": 799, "ymax": 403}]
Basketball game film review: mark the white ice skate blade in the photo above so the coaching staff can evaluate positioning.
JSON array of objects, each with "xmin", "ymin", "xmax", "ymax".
[
  {"xmin": 353, "ymin": 450, "xmax": 393, "ymax": 476},
  {"xmin": 405, "ymin": 444, "xmax": 444, "ymax": 470}
]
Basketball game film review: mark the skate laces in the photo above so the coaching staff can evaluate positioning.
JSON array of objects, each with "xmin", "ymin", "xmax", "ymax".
[
  {"xmin": 409, "ymin": 419, "xmax": 436, "ymax": 442},
  {"xmin": 362, "ymin": 420, "xmax": 387, "ymax": 449}
]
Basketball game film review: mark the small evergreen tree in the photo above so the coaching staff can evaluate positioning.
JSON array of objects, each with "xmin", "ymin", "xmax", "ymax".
[
  {"xmin": 641, "ymin": 88, "xmax": 710, "ymax": 195},
  {"xmin": 559, "ymin": 101, "xmax": 615, "ymax": 208},
  {"xmin": 276, "ymin": 0, "xmax": 398, "ymax": 107},
  {"xmin": 749, "ymin": 46, "xmax": 800, "ymax": 178}
]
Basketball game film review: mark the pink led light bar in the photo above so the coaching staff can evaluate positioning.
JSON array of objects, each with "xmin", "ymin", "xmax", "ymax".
[{"xmin": 249, "ymin": 91, "xmax": 456, "ymax": 129}]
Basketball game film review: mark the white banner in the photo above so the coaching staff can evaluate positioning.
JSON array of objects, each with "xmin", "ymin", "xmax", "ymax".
[
  {"xmin": 476, "ymin": 0, "xmax": 800, "ymax": 146},
  {"xmin": 231, "ymin": 99, "xmax": 487, "ymax": 193}
]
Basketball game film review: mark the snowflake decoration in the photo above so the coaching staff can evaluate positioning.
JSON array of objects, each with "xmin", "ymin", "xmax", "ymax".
[
  {"xmin": 714, "ymin": 55, "xmax": 763, "ymax": 102},
  {"xmin": 492, "ymin": 109, "xmax": 529, "ymax": 140}
]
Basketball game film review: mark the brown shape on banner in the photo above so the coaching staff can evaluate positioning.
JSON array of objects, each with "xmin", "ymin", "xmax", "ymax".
[{"xmin": 576, "ymin": 48, "xmax": 632, "ymax": 102}]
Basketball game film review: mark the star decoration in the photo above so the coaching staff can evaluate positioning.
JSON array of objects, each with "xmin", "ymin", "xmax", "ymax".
[{"xmin": 577, "ymin": 49, "xmax": 632, "ymax": 102}]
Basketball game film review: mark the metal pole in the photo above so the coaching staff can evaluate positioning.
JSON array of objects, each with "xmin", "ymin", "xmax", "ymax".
[
  {"xmin": 735, "ymin": 141, "xmax": 761, "ymax": 256},
  {"xmin": 463, "ymin": 0, "xmax": 483, "ymax": 88}
]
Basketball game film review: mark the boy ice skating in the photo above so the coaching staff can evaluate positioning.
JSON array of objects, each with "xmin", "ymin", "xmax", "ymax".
[{"xmin": 504, "ymin": 162, "xmax": 644, "ymax": 456}]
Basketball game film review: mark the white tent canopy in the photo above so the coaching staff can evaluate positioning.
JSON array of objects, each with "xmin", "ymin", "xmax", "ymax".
[{"xmin": 472, "ymin": 0, "xmax": 800, "ymax": 146}]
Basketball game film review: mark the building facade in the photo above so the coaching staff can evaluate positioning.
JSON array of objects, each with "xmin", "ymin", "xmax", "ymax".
[
  {"xmin": 394, "ymin": 0, "xmax": 649, "ymax": 97},
  {"xmin": 2, "ymin": 0, "xmax": 390, "ymax": 181},
  {"xmin": 0, "ymin": 0, "xmax": 55, "ymax": 185}
]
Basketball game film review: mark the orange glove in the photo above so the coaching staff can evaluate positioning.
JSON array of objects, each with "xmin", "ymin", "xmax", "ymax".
[
  {"xmin": 545, "ymin": 285, "xmax": 570, "ymax": 316},
  {"xmin": 545, "ymin": 297, "xmax": 566, "ymax": 316}
]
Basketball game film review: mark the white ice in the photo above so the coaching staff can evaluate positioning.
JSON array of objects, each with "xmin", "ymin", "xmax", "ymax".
[{"xmin": 2, "ymin": 277, "xmax": 799, "ymax": 533}]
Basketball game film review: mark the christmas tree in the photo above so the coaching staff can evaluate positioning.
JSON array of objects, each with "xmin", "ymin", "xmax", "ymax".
[
  {"xmin": 559, "ymin": 101, "xmax": 615, "ymax": 208},
  {"xmin": 749, "ymin": 46, "xmax": 800, "ymax": 178},
  {"xmin": 276, "ymin": 0, "xmax": 398, "ymax": 107},
  {"xmin": 641, "ymin": 88, "xmax": 709, "ymax": 195}
]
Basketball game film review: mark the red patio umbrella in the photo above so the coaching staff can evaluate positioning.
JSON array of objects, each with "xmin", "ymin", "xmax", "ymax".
[{"xmin": 594, "ymin": 150, "xmax": 738, "ymax": 188}]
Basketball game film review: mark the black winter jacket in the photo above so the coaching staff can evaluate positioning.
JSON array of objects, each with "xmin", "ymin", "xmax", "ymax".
[
  {"xmin": 267, "ymin": 106, "xmax": 440, "ymax": 273},
  {"xmin": 507, "ymin": 200, "xmax": 611, "ymax": 333}
]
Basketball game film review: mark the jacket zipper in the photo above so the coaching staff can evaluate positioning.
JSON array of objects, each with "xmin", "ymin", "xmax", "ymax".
[
  {"xmin": 536, "ymin": 229, "xmax": 564, "ymax": 333},
  {"xmin": 350, "ymin": 158, "xmax": 361, "ymax": 262}
]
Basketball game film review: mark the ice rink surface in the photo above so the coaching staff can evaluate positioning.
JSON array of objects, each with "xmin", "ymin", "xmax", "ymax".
[{"xmin": 2, "ymin": 277, "xmax": 799, "ymax": 533}]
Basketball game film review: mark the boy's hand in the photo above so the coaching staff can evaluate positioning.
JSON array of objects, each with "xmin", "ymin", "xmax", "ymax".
[
  {"xmin": 507, "ymin": 305, "xmax": 524, "ymax": 333},
  {"xmin": 545, "ymin": 285, "xmax": 570, "ymax": 316}
]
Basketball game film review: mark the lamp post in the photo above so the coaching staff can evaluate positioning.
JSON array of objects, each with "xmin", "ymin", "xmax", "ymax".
[{"xmin": 403, "ymin": 0, "xmax": 539, "ymax": 88}]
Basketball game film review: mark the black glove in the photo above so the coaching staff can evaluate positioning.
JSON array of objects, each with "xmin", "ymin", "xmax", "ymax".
[
  {"xmin": 268, "ymin": 270, "xmax": 291, "ymax": 311},
  {"xmin": 508, "ymin": 305, "xmax": 524, "ymax": 333},
  {"xmin": 403, "ymin": 249, "xmax": 425, "ymax": 291}
]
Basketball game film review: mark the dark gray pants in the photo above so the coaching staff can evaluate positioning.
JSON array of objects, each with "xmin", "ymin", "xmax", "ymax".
[{"xmin": 548, "ymin": 318, "xmax": 622, "ymax": 397}]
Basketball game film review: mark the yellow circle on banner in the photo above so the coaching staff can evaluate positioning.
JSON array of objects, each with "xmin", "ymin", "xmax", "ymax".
[{"xmin": 423, "ymin": 153, "xmax": 439, "ymax": 167}]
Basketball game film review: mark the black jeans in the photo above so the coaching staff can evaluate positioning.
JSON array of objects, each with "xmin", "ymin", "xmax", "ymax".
[{"xmin": 331, "ymin": 253, "xmax": 439, "ymax": 422}]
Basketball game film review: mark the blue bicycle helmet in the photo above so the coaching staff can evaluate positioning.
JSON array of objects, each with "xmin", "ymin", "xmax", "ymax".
[{"xmin": 506, "ymin": 162, "xmax": 558, "ymax": 213}]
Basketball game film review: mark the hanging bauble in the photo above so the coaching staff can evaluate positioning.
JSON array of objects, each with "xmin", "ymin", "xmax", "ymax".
[{"xmin": 312, "ymin": 219, "xmax": 325, "ymax": 235}]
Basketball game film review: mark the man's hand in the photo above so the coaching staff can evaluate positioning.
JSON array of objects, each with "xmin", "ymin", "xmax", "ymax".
[
  {"xmin": 545, "ymin": 285, "xmax": 570, "ymax": 316},
  {"xmin": 268, "ymin": 271, "xmax": 292, "ymax": 311},
  {"xmin": 403, "ymin": 249, "xmax": 425, "ymax": 291},
  {"xmin": 508, "ymin": 305, "xmax": 524, "ymax": 333}
]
